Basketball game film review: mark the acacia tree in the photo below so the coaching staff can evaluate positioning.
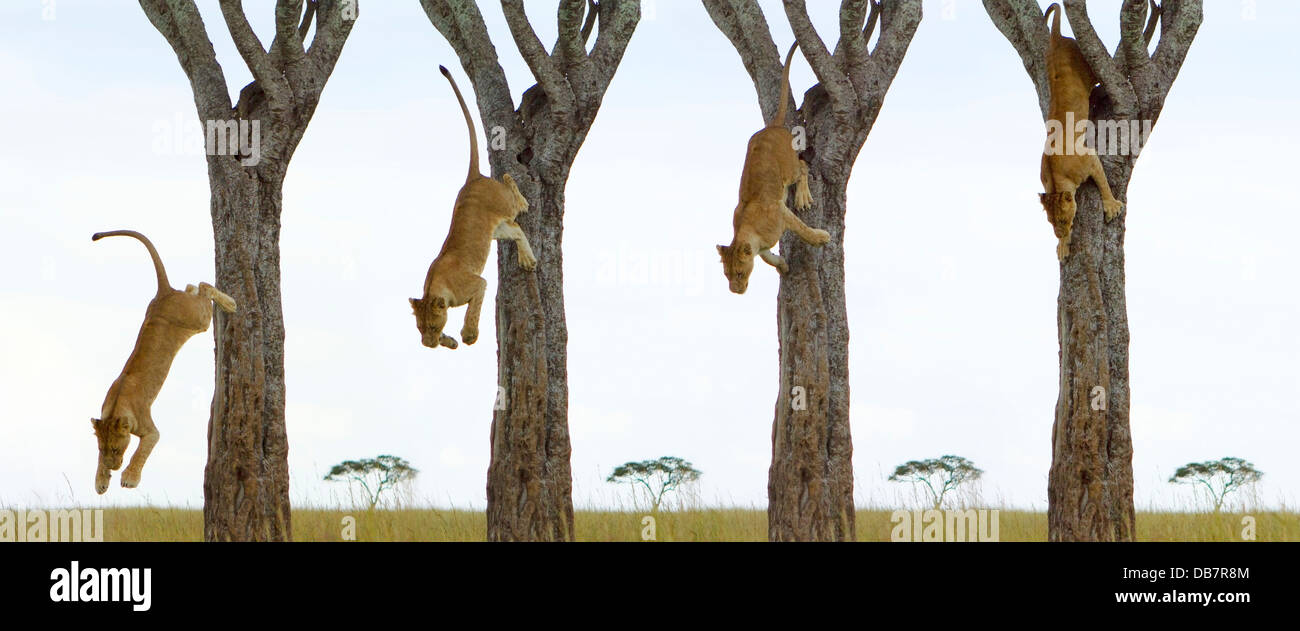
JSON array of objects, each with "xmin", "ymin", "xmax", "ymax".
[
  {"xmin": 139, "ymin": 0, "xmax": 357, "ymax": 541},
  {"xmin": 606, "ymin": 457, "xmax": 703, "ymax": 512},
  {"xmin": 702, "ymin": 0, "xmax": 921, "ymax": 541},
  {"xmin": 417, "ymin": 0, "xmax": 641, "ymax": 541},
  {"xmin": 888, "ymin": 456, "xmax": 984, "ymax": 510},
  {"xmin": 983, "ymin": 0, "xmax": 1202, "ymax": 541},
  {"xmin": 1169, "ymin": 457, "xmax": 1262, "ymax": 513},
  {"xmin": 325, "ymin": 455, "xmax": 420, "ymax": 510}
]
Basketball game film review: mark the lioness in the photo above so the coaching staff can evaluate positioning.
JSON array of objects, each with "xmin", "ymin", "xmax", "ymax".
[
  {"xmin": 91, "ymin": 230, "xmax": 236, "ymax": 494},
  {"xmin": 411, "ymin": 66, "xmax": 535, "ymax": 349},
  {"xmin": 1040, "ymin": 2, "xmax": 1124, "ymax": 260},
  {"xmin": 717, "ymin": 42, "xmax": 829, "ymax": 295}
]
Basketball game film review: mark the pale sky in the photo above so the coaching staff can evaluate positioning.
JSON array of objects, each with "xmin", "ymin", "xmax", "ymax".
[{"xmin": 1, "ymin": 0, "xmax": 1296, "ymax": 516}]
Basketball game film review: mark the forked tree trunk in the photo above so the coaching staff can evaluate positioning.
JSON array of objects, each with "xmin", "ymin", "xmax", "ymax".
[
  {"xmin": 139, "ymin": 0, "xmax": 357, "ymax": 541},
  {"xmin": 705, "ymin": 0, "xmax": 922, "ymax": 542},
  {"xmin": 419, "ymin": 0, "xmax": 640, "ymax": 541},
  {"xmin": 983, "ymin": 0, "xmax": 1202, "ymax": 541},
  {"xmin": 204, "ymin": 161, "xmax": 291, "ymax": 541}
]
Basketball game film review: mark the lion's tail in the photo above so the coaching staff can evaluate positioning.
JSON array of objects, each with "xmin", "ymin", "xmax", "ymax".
[
  {"xmin": 440, "ymin": 65, "xmax": 480, "ymax": 184},
  {"xmin": 92, "ymin": 230, "xmax": 170, "ymax": 296},
  {"xmin": 1045, "ymin": 3, "xmax": 1063, "ymax": 44},
  {"xmin": 768, "ymin": 41, "xmax": 800, "ymax": 128}
]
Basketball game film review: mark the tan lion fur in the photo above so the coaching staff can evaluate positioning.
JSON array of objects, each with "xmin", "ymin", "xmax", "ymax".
[
  {"xmin": 90, "ymin": 230, "xmax": 236, "ymax": 494},
  {"xmin": 1040, "ymin": 3, "xmax": 1124, "ymax": 260},
  {"xmin": 411, "ymin": 66, "xmax": 535, "ymax": 349},
  {"xmin": 718, "ymin": 42, "xmax": 829, "ymax": 294}
]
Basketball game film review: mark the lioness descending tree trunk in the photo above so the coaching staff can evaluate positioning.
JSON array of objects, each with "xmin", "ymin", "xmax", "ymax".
[
  {"xmin": 417, "ymin": 0, "xmax": 641, "ymax": 541},
  {"xmin": 983, "ymin": 0, "xmax": 1201, "ymax": 541},
  {"xmin": 703, "ymin": 0, "xmax": 921, "ymax": 541},
  {"xmin": 139, "ymin": 0, "xmax": 357, "ymax": 541}
]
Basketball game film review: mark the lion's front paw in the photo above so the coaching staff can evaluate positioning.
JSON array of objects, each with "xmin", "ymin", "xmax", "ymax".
[
  {"xmin": 810, "ymin": 229, "xmax": 831, "ymax": 246},
  {"xmin": 1057, "ymin": 238, "xmax": 1070, "ymax": 261},
  {"xmin": 121, "ymin": 469, "xmax": 141, "ymax": 489},
  {"xmin": 519, "ymin": 251, "xmax": 538, "ymax": 271},
  {"xmin": 439, "ymin": 334, "xmax": 459, "ymax": 350},
  {"xmin": 461, "ymin": 326, "xmax": 479, "ymax": 346},
  {"xmin": 1103, "ymin": 200, "xmax": 1123, "ymax": 222},
  {"xmin": 95, "ymin": 475, "xmax": 110, "ymax": 495}
]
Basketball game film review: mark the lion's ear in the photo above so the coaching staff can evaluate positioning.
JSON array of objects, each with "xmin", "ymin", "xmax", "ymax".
[{"xmin": 716, "ymin": 245, "xmax": 728, "ymax": 259}]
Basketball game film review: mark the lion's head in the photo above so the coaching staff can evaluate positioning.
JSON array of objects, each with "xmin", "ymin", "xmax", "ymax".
[
  {"xmin": 410, "ymin": 296, "xmax": 456, "ymax": 349},
  {"xmin": 91, "ymin": 417, "xmax": 130, "ymax": 494},
  {"xmin": 1039, "ymin": 191, "xmax": 1077, "ymax": 239},
  {"xmin": 717, "ymin": 242, "xmax": 755, "ymax": 295}
]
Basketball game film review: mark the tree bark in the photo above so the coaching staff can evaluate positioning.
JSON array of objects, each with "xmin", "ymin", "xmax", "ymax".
[
  {"xmin": 705, "ymin": 0, "xmax": 921, "ymax": 541},
  {"xmin": 419, "ymin": 0, "xmax": 640, "ymax": 541},
  {"xmin": 204, "ymin": 160, "xmax": 291, "ymax": 541},
  {"xmin": 983, "ymin": 0, "xmax": 1202, "ymax": 540},
  {"xmin": 487, "ymin": 175, "xmax": 574, "ymax": 541},
  {"xmin": 1047, "ymin": 110, "xmax": 1136, "ymax": 542},
  {"xmin": 139, "ymin": 0, "xmax": 356, "ymax": 541}
]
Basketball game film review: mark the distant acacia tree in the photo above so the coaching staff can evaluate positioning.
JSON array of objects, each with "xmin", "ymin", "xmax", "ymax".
[
  {"xmin": 325, "ymin": 455, "xmax": 419, "ymax": 510},
  {"xmin": 1169, "ymin": 457, "xmax": 1262, "ymax": 513},
  {"xmin": 888, "ymin": 455, "xmax": 984, "ymax": 509},
  {"xmin": 607, "ymin": 457, "xmax": 702, "ymax": 512}
]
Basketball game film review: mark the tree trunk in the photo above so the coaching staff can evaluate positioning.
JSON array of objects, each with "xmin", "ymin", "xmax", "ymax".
[
  {"xmin": 487, "ymin": 174, "xmax": 575, "ymax": 542},
  {"xmin": 204, "ymin": 160, "xmax": 291, "ymax": 542},
  {"xmin": 769, "ymin": 161, "xmax": 855, "ymax": 542},
  {"xmin": 1047, "ymin": 97, "xmax": 1136, "ymax": 542}
]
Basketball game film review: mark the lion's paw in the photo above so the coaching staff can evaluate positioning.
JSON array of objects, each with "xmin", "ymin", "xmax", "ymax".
[
  {"xmin": 461, "ymin": 327, "xmax": 479, "ymax": 346},
  {"xmin": 121, "ymin": 470, "xmax": 140, "ymax": 489},
  {"xmin": 1057, "ymin": 239, "xmax": 1070, "ymax": 261},
  {"xmin": 811, "ymin": 229, "xmax": 831, "ymax": 246},
  {"xmin": 519, "ymin": 251, "xmax": 538, "ymax": 271},
  {"xmin": 1103, "ymin": 200, "xmax": 1123, "ymax": 222},
  {"xmin": 440, "ymin": 334, "xmax": 459, "ymax": 350},
  {"xmin": 795, "ymin": 190, "xmax": 813, "ymax": 211}
]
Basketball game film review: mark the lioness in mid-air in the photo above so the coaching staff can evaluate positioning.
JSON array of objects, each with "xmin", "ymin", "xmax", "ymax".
[
  {"xmin": 717, "ymin": 42, "xmax": 829, "ymax": 295},
  {"xmin": 1039, "ymin": 2, "xmax": 1125, "ymax": 260},
  {"xmin": 91, "ymin": 230, "xmax": 236, "ymax": 494},
  {"xmin": 411, "ymin": 66, "xmax": 536, "ymax": 349}
]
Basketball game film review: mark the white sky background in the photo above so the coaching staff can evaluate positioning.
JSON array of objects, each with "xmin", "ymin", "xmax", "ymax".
[{"xmin": 0, "ymin": 0, "xmax": 1296, "ymax": 515}]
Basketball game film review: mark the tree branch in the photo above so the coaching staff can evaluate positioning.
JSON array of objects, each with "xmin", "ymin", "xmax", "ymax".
[
  {"xmin": 1062, "ymin": 0, "xmax": 1138, "ymax": 117},
  {"xmin": 501, "ymin": 0, "xmax": 571, "ymax": 114},
  {"xmin": 701, "ymin": 0, "xmax": 785, "ymax": 125},
  {"xmin": 588, "ymin": 0, "xmax": 641, "ymax": 96},
  {"xmin": 218, "ymin": 0, "xmax": 291, "ymax": 107},
  {"xmin": 1150, "ymin": 0, "xmax": 1202, "ymax": 104},
  {"xmin": 982, "ymin": 0, "xmax": 1050, "ymax": 118},
  {"xmin": 784, "ymin": 0, "xmax": 855, "ymax": 117},
  {"xmin": 418, "ymin": 0, "xmax": 516, "ymax": 134},
  {"xmin": 139, "ymin": 0, "xmax": 234, "ymax": 121}
]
